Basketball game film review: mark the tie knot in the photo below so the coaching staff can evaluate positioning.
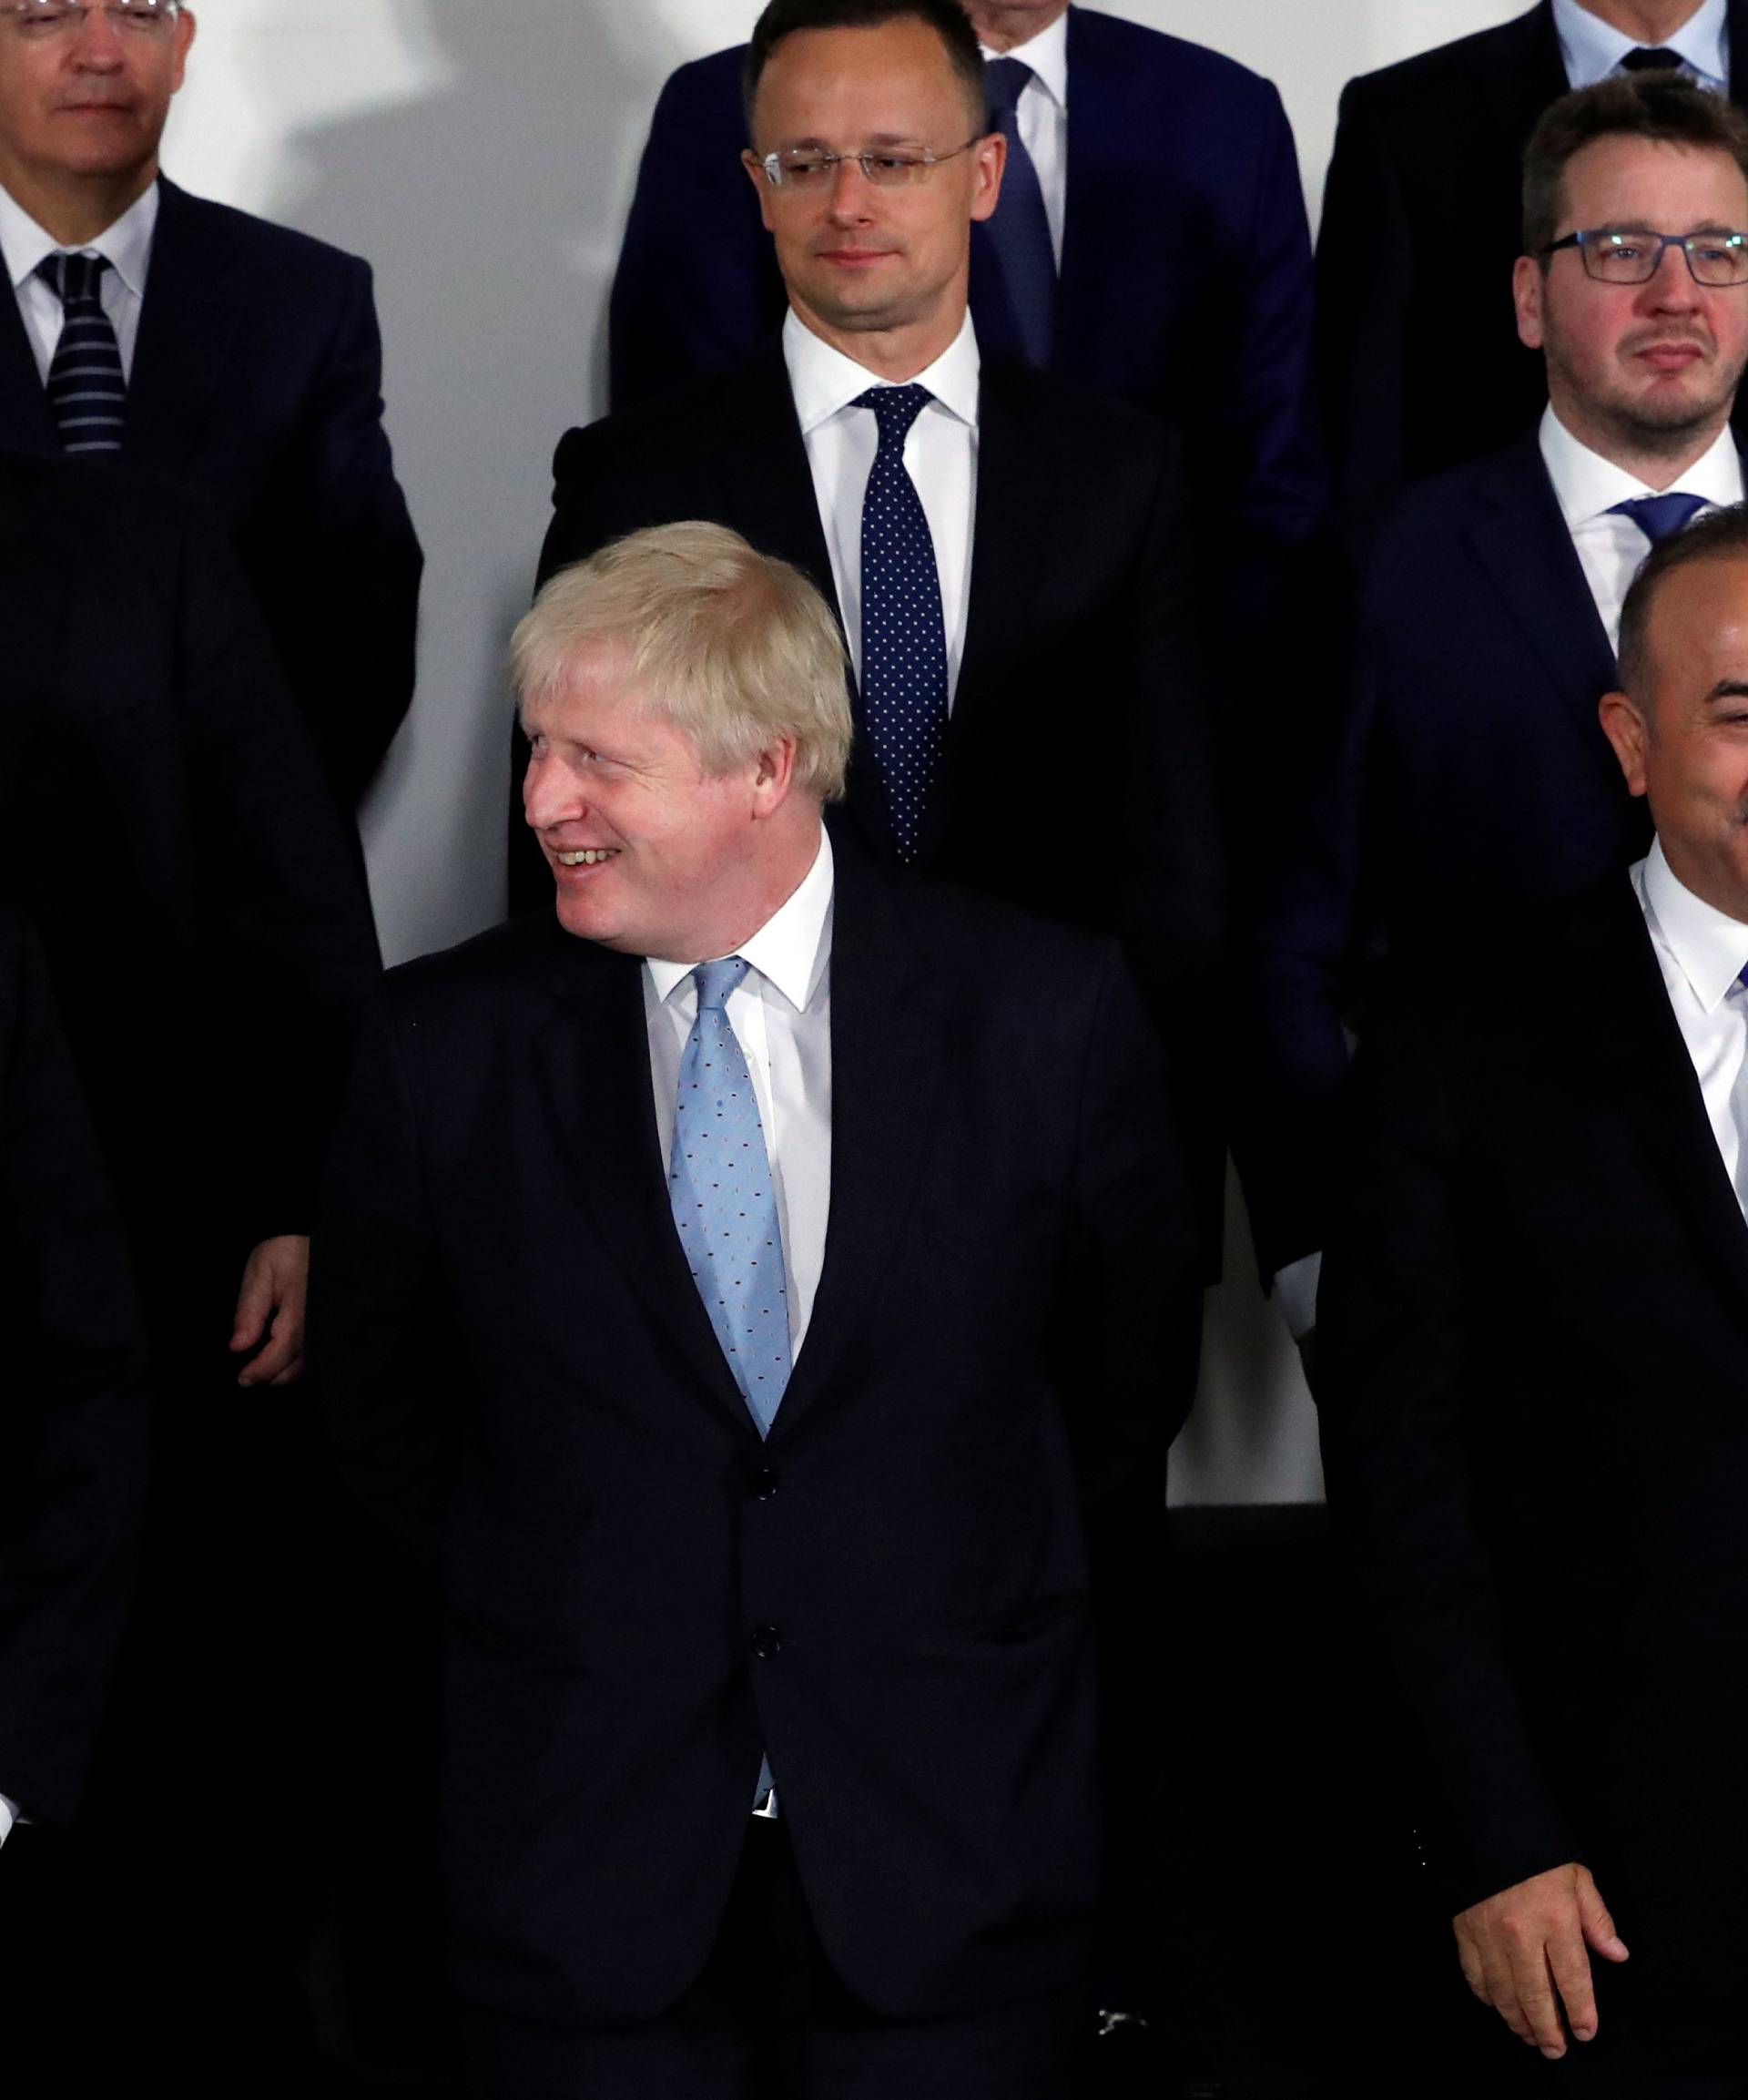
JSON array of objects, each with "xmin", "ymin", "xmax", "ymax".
[
  {"xmin": 1610, "ymin": 492, "xmax": 1709, "ymax": 546},
  {"xmin": 983, "ymin": 55, "xmax": 1033, "ymax": 122},
  {"xmin": 1621, "ymin": 45, "xmax": 1684, "ymax": 71},
  {"xmin": 692, "ymin": 955, "xmax": 751, "ymax": 1014},
  {"xmin": 855, "ymin": 382, "xmax": 932, "ymax": 447},
  {"xmin": 38, "ymin": 250, "xmax": 108, "ymax": 308}
]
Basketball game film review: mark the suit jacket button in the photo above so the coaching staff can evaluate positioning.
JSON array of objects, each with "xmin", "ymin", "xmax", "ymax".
[
  {"xmin": 750, "ymin": 1467, "xmax": 779, "ymax": 1501},
  {"xmin": 750, "ymin": 1625, "xmax": 782, "ymax": 1659}
]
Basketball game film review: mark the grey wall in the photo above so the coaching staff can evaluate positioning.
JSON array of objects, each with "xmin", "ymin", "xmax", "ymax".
[{"xmin": 161, "ymin": 0, "xmax": 1528, "ymax": 1504}]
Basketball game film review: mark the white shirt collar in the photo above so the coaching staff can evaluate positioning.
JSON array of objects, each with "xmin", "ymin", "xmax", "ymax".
[
  {"xmin": 783, "ymin": 306, "xmax": 981, "ymax": 438},
  {"xmin": 1539, "ymin": 403, "xmax": 1743, "ymax": 528},
  {"xmin": 646, "ymin": 828, "xmax": 835, "ymax": 1014},
  {"xmin": 1641, "ymin": 834, "xmax": 1748, "ymax": 1009},
  {"xmin": 977, "ymin": 8, "xmax": 1070, "ymax": 109},
  {"xmin": 0, "ymin": 178, "xmax": 158, "ymax": 298},
  {"xmin": 1553, "ymin": 0, "xmax": 1730, "ymax": 90}
]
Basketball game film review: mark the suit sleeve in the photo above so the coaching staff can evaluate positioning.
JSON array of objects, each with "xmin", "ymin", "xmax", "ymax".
[
  {"xmin": 1316, "ymin": 987, "xmax": 1579, "ymax": 1913},
  {"xmin": 1118, "ymin": 427, "xmax": 1226, "ymax": 1269},
  {"xmin": 268, "ymin": 254, "xmax": 423, "ymax": 809},
  {"xmin": 174, "ymin": 500, "xmax": 382, "ymax": 1242},
  {"xmin": 0, "ymin": 914, "xmax": 151, "ymax": 1826},
  {"xmin": 606, "ymin": 60, "xmax": 786, "ymax": 411},
  {"xmin": 310, "ymin": 992, "xmax": 450, "ymax": 1566},
  {"xmin": 1315, "ymin": 79, "xmax": 1415, "ymax": 545}
]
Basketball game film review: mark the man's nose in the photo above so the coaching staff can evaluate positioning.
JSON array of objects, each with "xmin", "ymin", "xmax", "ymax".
[
  {"xmin": 69, "ymin": 4, "xmax": 127, "ymax": 65},
  {"xmin": 1641, "ymin": 240, "xmax": 1702, "ymax": 305},
  {"xmin": 522, "ymin": 749, "xmax": 581, "ymax": 831},
  {"xmin": 826, "ymin": 155, "xmax": 878, "ymax": 220}
]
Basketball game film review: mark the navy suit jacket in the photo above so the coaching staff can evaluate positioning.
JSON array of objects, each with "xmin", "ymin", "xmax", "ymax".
[
  {"xmin": 1245, "ymin": 429, "xmax": 1674, "ymax": 1276},
  {"xmin": 0, "ymin": 909, "xmax": 150, "ymax": 1828},
  {"xmin": 1316, "ymin": 0, "xmax": 1748, "ymax": 544},
  {"xmin": 313, "ymin": 839, "xmax": 1200, "ymax": 2027},
  {"xmin": 0, "ymin": 178, "xmax": 422, "ymax": 811},
  {"xmin": 608, "ymin": 6, "xmax": 1324, "ymax": 550}
]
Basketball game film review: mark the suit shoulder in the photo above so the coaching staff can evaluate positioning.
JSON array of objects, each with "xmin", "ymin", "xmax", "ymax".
[
  {"xmin": 987, "ymin": 355, "xmax": 1174, "ymax": 462},
  {"xmin": 158, "ymin": 182, "xmax": 372, "ymax": 286},
  {"xmin": 1076, "ymin": 7, "xmax": 1285, "ymax": 107},
  {"xmin": 1362, "ymin": 436, "xmax": 1540, "ymax": 577},
  {"xmin": 653, "ymin": 41, "xmax": 747, "ymax": 116},
  {"xmin": 1338, "ymin": 5, "xmax": 1540, "ymax": 118},
  {"xmin": 898, "ymin": 871, "xmax": 1117, "ymax": 990},
  {"xmin": 554, "ymin": 361, "xmax": 747, "ymax": 474},
  {"xmin": 381, "ymin": 913, "xmax": 575, "ymax": 1015}
]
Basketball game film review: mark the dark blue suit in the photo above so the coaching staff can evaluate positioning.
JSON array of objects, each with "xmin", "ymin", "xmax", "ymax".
[
  {"xmin": 0, "ymin": 178, "xmax": 422, "ymax": 812},
  {"xmin": 607, "ymin": 6, "xmax": 1324, "ymax": 550},
  {"xmin": 1247, "ymin": 429, "xmax": 1671, "ymax": 1277}
]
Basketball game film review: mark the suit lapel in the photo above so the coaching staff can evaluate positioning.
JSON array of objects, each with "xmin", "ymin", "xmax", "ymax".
[
  {"xmin": 1464, "ymin": 434, "xmax": 1620, "ymax": 742},
  {"xmin": 1729, "ymin": 0, "xmax": 1748, "ymax": 109},
  {"xmin": 0, "ymin": 288, "xmax": 54, "ymax": 454},
  {"xmin": 1568, "ymin": 881, "xmax": 1748, "ymax": 1322},
  {"xmin": 769, "ymin": 832, "xmax": 940, "ymax": 1441},
  {"xmin": 125, "ymin": 180, "xmax": 243, "ymax": 472},
  {"xmin": 711, "ymin": 339, "xmax": 836, "ymax": 601},
  {"xmin": 1049, "ymin": 6, "xmax": 1123, "ymax": 379},
  {"xmin": 531, "ymin": 929, "xmax": 755, "ymax": 1429}
]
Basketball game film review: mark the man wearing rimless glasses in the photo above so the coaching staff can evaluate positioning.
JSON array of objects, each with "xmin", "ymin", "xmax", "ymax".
[{"xmin": 0, "ymin": 0, "xmax": 421, "ymax": 826}]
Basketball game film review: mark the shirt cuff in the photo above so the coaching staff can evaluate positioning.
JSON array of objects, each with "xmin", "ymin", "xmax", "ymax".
[
  {"xmin": 0, "ymin": 1795, "xmax": 16, "ymax": 1848},
  {"xmin": 1273, "ymin": 1251, "xmax": 1323, "ymax": 1341}
]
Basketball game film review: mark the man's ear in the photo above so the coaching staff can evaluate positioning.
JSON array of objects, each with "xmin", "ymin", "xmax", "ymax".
[
  {"xmin": 1600, "ymin": 689, "xmax": 1651, "ymax": 798},
  {"xmin": 751, "ymin": 736, "xmax": 799, "ymax": 813},
  {"xmin": 969, "ymin": 131, "xmax": 1007, "ymax": 225},
  {"xmin": 1513, "ymin": 253, "xmax": 1547, "ymax": 352},
  {"xmin": 742, "ymin": 150, "xmax": 778, "ymax": 234}
]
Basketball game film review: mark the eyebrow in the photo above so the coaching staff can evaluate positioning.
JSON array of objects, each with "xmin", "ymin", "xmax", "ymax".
[{"xmin": 1703, "ymin": 679, "xmax": 1748, "ymax": 704}]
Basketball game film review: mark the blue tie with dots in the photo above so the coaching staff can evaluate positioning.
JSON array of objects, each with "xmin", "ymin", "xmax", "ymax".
[
  {"xmin": 980, "ymin": 56, "xmax": 1058, "ymax": 369},
  {"xmin": 667, "ymin": 956, "xmax": 791, "ymax": 1436},
  {"xmin": 37, "ymin": 251, "xmax": 126, "ymax": 454},
  {"xmin": 1610, "ymin": 493, "xmax": 1710, "ymax": 545},
  {"xmin": 856, "ymin": 383, "xmax": 949, "ymax": 862}
]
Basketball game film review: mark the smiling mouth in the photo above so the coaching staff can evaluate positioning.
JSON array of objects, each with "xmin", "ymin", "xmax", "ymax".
[{"xmin": 554, "ymin": 848, "xmax": 620, "ymax": 867}]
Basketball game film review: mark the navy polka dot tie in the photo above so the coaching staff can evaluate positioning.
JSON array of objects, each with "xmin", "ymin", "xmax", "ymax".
[
  {"xmin": 37, "ymin": 252, "xmax": 126, "ymax": 454},
  {"xmin": 980, "ymin": 56, "xmax": 1058, "ymax": 369},
  {"xmin": 667, "ymin": 956, "xmax": 791, "ymax": 1436},
  {"xmin": 856, "ymin": 383, "xmax": 949, "ymax": 863},
  {"xmin": 1610, "ymin": 493, "xmax": 1709, "ymax": 545}
]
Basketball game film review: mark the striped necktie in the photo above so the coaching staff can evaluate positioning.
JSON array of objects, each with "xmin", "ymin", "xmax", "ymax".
[{"xmin": 37, "ymin": 252, "xmax": 127, "ymax": 454}]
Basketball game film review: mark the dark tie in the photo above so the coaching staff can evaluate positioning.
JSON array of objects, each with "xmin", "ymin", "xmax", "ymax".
[
  {"xmin": 37, "ymin": 251, "xmax": 126, "ymax": 454},
  {"xmin": 1620, "ymin": 46, "xmax": 1685, "ymax": 71},
  {"xmin": 1610, "ymin": 493, "xmax": 1710, "ymax": 545},
  {"xmin": 978, "ymin": 56, "xmax": 1057, "ymax": 369},
  {"xmin": 855, "ymin": 383, "xmax": 949, "ymax": 862}
]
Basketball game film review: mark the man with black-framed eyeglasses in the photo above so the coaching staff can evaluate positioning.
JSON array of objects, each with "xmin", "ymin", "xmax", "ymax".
[{"xmin": 0, "ymin": 0, "xmax": 421, "ymax": 827}]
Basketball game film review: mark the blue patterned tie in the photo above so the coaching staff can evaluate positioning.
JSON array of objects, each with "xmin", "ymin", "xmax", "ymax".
[
  {"xmin": 856, "ymin": 383, "xmax": 949, "ymax": 862},
  {"xmin": 37, "ymin": 252, "xmax": 126, "ymax": 454},
  {"xmin": 668, "ymin": 957, "xmax": 791, "ymax": 1435},
  {"xmin": 978, "ymin": 56, "xmax": 1057, "ymax": 369},
  {"xmin": 1610, "ymin": 493, "xmax": 1709, "ymax": 545}
]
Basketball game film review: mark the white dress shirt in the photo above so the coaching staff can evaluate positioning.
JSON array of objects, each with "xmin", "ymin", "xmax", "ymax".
[
  {"xmin": 0, "ymin": 1796, "xmax": 13, "ymax": 1850},
  {"xmin": 1555, "ymin": 0, "xmax": 1730, "ymax": 89},
  {"xmin": 784, "ymin": 309, "xmax": 981, "ymax": 705},
  {"xmin": 644, "ymin": 830, "xmax": 834, "ymax": 1356},
  {"xmin": 1635, "ymin": 840, "xmax": 1748, "ymax": 1218},
  {"xmin": 0, "ymin": 179, "xmax": 157, "ymax": 382},
  {"xmin": 977, "ymin": 10, "xmax": 1069, "ymax": 268},
  {"xmin": 1540, "ymin": 407, "xmax": 1744, "ymax": 650}
]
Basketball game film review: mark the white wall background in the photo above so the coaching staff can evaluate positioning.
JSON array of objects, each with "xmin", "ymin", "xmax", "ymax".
[{"xmin": 162, "ymin": 0, "xmax": 1527, "ymax": 1503}]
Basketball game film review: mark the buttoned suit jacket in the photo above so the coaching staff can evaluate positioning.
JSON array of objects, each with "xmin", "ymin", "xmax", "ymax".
[
  {"xmin": 0, "ymin": 907, "xmax": 150, "ymax": 1827},
  {"xmin": 0, "ymin": 177, "xmax": 422, "ymax": 810},
  {"xmin": 0, "ymin": 450, "xmax": 380, "ymax": 1328},
  {"xmin": 516, "ymin": 339, "xmax": 1224, "ymax": 1239},
  {"xmin": 312, "ymin": 837, "xmax": 1201, "ymax": 2027},
  {"xmin": 1316, "ymin": 0, "xmax": 1748, "ymax": 545},
  {"xmin": 1318, "ymin": 875, "xmax": 1748, "ymax": 2020},
  {"xmin": 608, "ymin": 5, "xmax": 1323, "ymax": 556},
  {"xmin": 1242, "ymin": 428, "xmax": 1689, "ymax": 1277}
]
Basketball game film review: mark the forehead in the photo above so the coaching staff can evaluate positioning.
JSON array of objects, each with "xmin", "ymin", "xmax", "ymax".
[
  {"xmin": 1644, "ymin": 555, "xmax": 1748, "ymax": 687},
  {"xmin": 1558, "ymin": 134, "xmax": 1748, "ymax": 230},
  {"xmin": 751, "ymin": 17, "xmax": 971, "ymax": 145}
]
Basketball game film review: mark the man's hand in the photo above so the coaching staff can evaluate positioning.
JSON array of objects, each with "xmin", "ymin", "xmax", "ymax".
[
  {"xmin": 229, "ymin": 1234, "xmax": 310, "ymax": 1387},
  {"xmin": 1454, "ymin": 1862, "xmax": 1629, "ymax": 2058}
]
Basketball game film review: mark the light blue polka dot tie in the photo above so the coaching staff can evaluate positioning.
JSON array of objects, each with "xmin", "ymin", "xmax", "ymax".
[
  {"xmin": 667, "ymin": 956, "xmax": 791, "ymax": 1436},
  {"xmin": 856, "ymin": 383, "xmax": 949, "ymax": 863}
]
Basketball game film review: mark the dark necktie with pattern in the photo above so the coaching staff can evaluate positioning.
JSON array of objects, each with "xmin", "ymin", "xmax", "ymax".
[
  {"xmin": 978, "ymin": 55, "xmax": 1058, "ymax": 370},
  {"xmin": 855, "ymin": 383, "xmax": 949, "ymax": 862},
  {"xmin": 1610, "ymin": 492, "xmax": 1710, "ymax": 545},
  {"xmin": 1620, "ymin": 46, "xmax": 1685, "ymax": 72},
  {"xmin": 37, "ymin": 251, "xmax": 126, "ymax": 454}
]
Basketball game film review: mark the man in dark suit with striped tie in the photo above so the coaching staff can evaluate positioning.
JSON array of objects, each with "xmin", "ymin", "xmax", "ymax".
[{"xmin": 0, "ymin": 0, "xmax": 422, "ymax": 817}]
